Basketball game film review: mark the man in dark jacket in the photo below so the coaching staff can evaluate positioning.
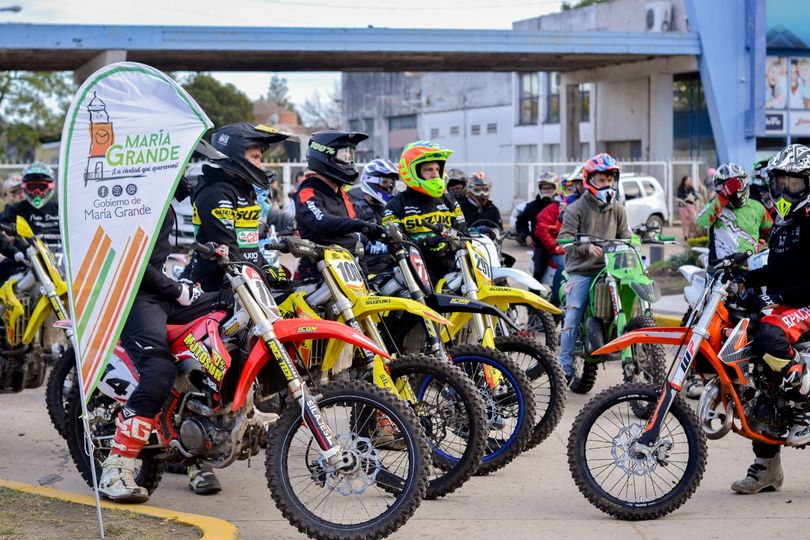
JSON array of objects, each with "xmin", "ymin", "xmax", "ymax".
[
  {"xmin": 349, "ymin": 159, "xmax": 399, "ymax": 274},
  {"xmin": 187, "ymin": 123, "xmax": 292, "ymax": 291},
  {"xmin": 294, "ymin": 130, "xmax": 384, "ymax": 279},
  {"xmin": 458, "ymin": 172, "xmax": 503, "ymax": 230},
  {"xmin": 515, "ymin": 173, "xmax": 558, "ymax": 282}
]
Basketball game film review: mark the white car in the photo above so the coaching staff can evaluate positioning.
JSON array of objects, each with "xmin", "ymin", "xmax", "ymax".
[{"xmin": 509, "ymin": 173, "xmax": 669, "ymax": 233}]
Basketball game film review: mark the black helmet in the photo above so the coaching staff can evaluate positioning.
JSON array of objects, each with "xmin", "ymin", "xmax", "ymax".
[
  {"xmin": 446, "ymin": 168, "xmax": 468, "ymax": 188},
  {"xmin": 306, "ymin": 130, "xmax": 368, "ymax": 185},
  {"xmin": 211, "ymin": 122, "xmax": 292, "ymax": 190}
]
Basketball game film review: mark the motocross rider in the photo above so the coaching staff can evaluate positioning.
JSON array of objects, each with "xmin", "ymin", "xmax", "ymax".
[
  {"xmin": 294, "ymin": 130, "xmax": 385, "ymax": 280},
  {"xmin": 349, "ymin": 159, "xmax": 399, "ymax": 274},
  {"xmin": 516, "ymin": 173, "xmax": 559, "ymax": 283},
  {"xmin": 3, "ymin": 175, "xmax": 23, "ymax": 206},
  {"xmin": 458, "ymin": 172, "xmax": 503, "ymax": 231},
  {"xmin": 186, "ymin": 123, "xmax": 292, "ymax": 292},
  {"xmin": 696, "ymin": 162, "xmax": 773, "ymax": 269},
  {"xmin": 730, "ymin": 144, "xmax": 810, "ymax": 494},
  {"xmin": 752, "ymin": 157, "xmax": 776, "ymax": 219},
  {"xmin": 533, "ymin": 176, "xmax": 567, "ymax": 306},
  {"xmin": 446, "ymin": 169, "xmax": 468, "ymax": 201},
  {"xmin": 557, "ymin": 153, "xmax": 631, "ymax": 383},
  {"xmin": 382, "ymin": 140, "xmax": 466, "ymax": 283},
  {"xmin": 0, "ymin": 163, "xmax": 61, "ymax": 283},
  {"xmin": 98, "ymin": 173, "xmax": 225, "ymax": 503}
]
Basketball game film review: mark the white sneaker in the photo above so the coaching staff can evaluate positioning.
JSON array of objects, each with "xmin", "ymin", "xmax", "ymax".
[
  {"xmin": 731, "ymin": 455, "xmax": 783, "ymax": 494},
  {"xmin": 98, "ymin": 454, "xmax": 149, "ymax": 503}
]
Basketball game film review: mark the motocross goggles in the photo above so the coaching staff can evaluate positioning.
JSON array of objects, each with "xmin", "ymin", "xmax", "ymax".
[
  {"xmin": 335, "ymin": 146, "xmax": 356, "ymax": 165},
  {"xmin": 23, "ymin": 180, "xmax": 54, "ymax": 198}
]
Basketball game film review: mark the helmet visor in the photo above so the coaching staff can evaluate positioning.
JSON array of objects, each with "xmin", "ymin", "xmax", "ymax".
[
  {"xmin": 335, "ymin": 146, "xmax": 356, "ymax": 165},
  {"xmin": 377, "ymin": 177, "xmax": 396, "ymax": 192},
  {"xmin": 470, "ymin": 186, "xmax": 490, "ymax": 197}
]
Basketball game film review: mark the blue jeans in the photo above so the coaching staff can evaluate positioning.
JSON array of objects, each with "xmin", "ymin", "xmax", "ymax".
[
  {"xmin": 559, "ymin": 273, "xmax": 596, "ymax": 377},
  {"xmin": 551, "ymin": 254, "xmax": 565, "ymax": 307}
]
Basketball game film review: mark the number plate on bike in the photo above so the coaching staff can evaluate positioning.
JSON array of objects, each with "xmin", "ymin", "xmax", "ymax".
[{"xmin": 325, "ymin": 249, "xmax": 367, "ymax": 292}]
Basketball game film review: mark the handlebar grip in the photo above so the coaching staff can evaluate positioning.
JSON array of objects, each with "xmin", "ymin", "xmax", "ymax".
[
  {"xmin": 191, "ymin": 242, "xmax": 215, "ymax": 256},
  {"xmin": 659, "ymin": 236, "xmax": 676, "ymax": 242},
  {"xmin": 556, "ymin": 238, "xmax": 573, "ymax": 245}
]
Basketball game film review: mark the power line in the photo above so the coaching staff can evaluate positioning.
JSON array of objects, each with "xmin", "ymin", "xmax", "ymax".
[{"xmin": 256, "ymin": 0, "xmax": 563, "ymax": 10}]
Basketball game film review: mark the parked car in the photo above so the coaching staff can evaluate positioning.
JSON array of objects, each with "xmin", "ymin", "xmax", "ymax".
[{"xmin": 509, "ymin": 172, "xmax": 669, "ymax": 235}]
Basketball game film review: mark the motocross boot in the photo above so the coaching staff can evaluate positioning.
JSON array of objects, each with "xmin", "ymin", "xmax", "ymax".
[
  {"xmin": 98, "ymin": 408, "xmax": 153, "ymax": 503},
  {"xmin": 188, "ymin": 463, "xmax": 222, "ymax": 495},
  {"xmin": 731, "ymin": 455, "xmax": 783, "ymax": 494},
  {"xmin": 787, "ymin": 405, "xmax": 810, "ymax": 446}
]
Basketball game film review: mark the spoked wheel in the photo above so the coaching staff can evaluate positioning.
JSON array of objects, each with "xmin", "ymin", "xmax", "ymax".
[
  {"xmin": 389, "ymin": 354, "xmax": 487, "ymax": 499},
  {"xmin": 63, "ymin": 386, "xmax": 164, "ymax": 495},
  {"xmin": 45, "ymin": 348, "xmax": 76, "ymax": 439},
  {"xmin": 493, "ymin": 335, "xmax": 566, "ymax": 449},
  {"xmin": 446, "ymin": 345, "xmax": 535, "ymax": 476},
  {"xmin": 568, "ymin": 350, "xmax": 599, "ymax": 394},
  {"xmin": 623, "ymin": 316, "xmax": 668, "ymax": 419},
  {"xmin": 567, "ymin": 383, "xmax": 706, "ymax": 520},
  {"xmin": 504, "ymin": 304, "xmax": 559, "ymax": 353},
  {"xmin": 265, "ymin": 380, "xmax": 429, "ymax": 540}
]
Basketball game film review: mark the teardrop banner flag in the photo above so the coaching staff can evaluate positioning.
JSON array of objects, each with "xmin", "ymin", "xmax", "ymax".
[{"xmin": 59, "ymin": 62, "xmax": 212, "ymax": 401}]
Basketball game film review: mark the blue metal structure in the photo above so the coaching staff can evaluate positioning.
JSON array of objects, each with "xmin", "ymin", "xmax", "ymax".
[
  {"xmin": 0, "ymin": 23, "xmax": 701, "ymax": 72},
  {"xmin": 684, "ymin": 0, "xmax": 766, "ymax": 166}
]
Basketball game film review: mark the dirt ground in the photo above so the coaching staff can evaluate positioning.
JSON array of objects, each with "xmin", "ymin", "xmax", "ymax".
[{"xmin": 0, "ymin": 487, "xmax": 200, "ymax": 540}]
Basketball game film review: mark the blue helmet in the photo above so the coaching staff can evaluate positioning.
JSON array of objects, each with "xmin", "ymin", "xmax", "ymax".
[{"xmin": 360, "ymin": 159, "xmax": 399, "ymax": 205}]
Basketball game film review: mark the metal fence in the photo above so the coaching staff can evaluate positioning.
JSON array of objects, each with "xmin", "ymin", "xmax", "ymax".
[{"xmin": 0, "ymin": 158, "xmax": 705, "ymax": 224}]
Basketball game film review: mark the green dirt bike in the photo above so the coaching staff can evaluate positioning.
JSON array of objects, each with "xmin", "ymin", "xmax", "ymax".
[{"xmin": 558, "ymin": 226, "xmax": 673, "ymax": 405}]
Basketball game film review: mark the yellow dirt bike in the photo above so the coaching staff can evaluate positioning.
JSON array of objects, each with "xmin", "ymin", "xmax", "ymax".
[
  {"xmin": 270, "ymin": 235, "xmax": 533, "ymax": 488},
  {"xmin": 0, "ymin": 216, "xmax": 71, "ymax": 393},
  {"xmin": 395, "ymin": 223, "xmax": 567, "ymax": 450}
]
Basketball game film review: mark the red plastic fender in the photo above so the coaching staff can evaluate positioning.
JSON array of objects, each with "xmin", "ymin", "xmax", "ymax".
[{"xmin": 231, "ymin": 318, "xmax": 390, "ymax": 410}]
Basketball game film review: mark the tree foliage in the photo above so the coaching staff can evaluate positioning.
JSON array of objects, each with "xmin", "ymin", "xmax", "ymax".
[
  {"xmin": 266, "ymin": 75, "xmax": 295, "ymax": 111},
  {"xmin": 181, "ymin": 73, "xmax": 254, "ymax": 131},
  {"xmin": 0, "ymin": 71, "xmax": 75, "ymax": 161},
  {"xmin": 299, "ymin": 82, "xmax": 341, "ymax": 129},
  {"xmin": 562, "ymin": 0, "xmax": 607, "ymax": 11}
]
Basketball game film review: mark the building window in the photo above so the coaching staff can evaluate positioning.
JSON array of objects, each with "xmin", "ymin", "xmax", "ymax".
[
  {"xmin": 430, "ymin": 127, "xmax": 439, "ymax": 138},
  {"xmin": 471, "ymin": 124, "xmax": 481, "ymax": 136},
  {"xmin": 349, "ymin": 119, "xmax": 362, "ymax": 131},
  {"xmin": 515, "ymin": 144, "xmax": 538, "ymax": 199},
  {"xmin": 518, "ymin": 73, "xmax": 539, "ymax": 125},
  {"xmin": 363, "ymin": 118, "xmax": 374, "ymax": 137},
  {"xmin": 450, "ymin": 126, "xmax": 460, "ymax": 136},
  {"xmin": 579, "ymin": 83, "xmax": 590, "ymax": 122},
  {"xmin": 544, "ymin": 143, "xmax": 560, "ymax": 162},
  {"xmin": 545, "ymin": 73, "xmax": 561, "ymax": 124},
  {"xmin": 388, "ymin": 114, "xmax": 417, "ymax": 131},
  {"xmin": 580, "ymin": 142, "xmax": 590, "ymax": 160},
  {"xmin": 487, "ymin": 123, "xmax": 497, "ymax": 134}
]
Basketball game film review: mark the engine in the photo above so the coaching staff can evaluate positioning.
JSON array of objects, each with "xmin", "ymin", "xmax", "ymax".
[{"xmin": 742, "ymin": 367, "xmax": 796, "ymax": 440}]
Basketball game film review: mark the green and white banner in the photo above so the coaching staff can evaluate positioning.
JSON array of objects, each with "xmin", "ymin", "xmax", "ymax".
[{"xmin": 58, "ymin": 62, "xmax": 212, "ymax": 401}]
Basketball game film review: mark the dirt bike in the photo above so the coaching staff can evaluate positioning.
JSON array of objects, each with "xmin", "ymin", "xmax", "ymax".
[
  {"xmin": 64, "ymin": 242, "xmax": 431, "ymax": 540},
  {"xmin": 0, "ymin": 216, "xmax": 71, "ymax": 393},
  {"xmin": 566, "ymin": 250, "xmax": 809, "ymax": 521},
  {"xmin": 413, "ymin": 223, "xmax": 567, "ymax": 451},
  {"xmin": 467, "ymin": 219, "xmax": 559, "ymax": 353},
  {"xmin": 373, "ymin": 222, "xmax": 561, "ymax": 453},
  {"xmin": 556, "ymin": 226, "xmax": 672, "ymax": 400},
  {"xmin": 270, "ymin": 236, "xmax": 491, "ymax": 497}
]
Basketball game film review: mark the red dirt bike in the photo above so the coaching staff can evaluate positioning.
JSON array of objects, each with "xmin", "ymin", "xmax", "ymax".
[
  {"xmin": 64, "ymin": 243, "xmax": 430, "ymax": 540},
  {"xmin": 567, "ymin": 250, "xmax": 810, "ymax": 520}
]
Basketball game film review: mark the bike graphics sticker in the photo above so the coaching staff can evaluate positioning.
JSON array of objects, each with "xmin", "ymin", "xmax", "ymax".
[{"xmin": 59, "ymin": 62, "xmax": 212, "ymax": 401}]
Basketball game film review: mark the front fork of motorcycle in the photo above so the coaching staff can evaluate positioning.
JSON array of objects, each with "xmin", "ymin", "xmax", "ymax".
[
  {"xmin": 637, "ymin": 282, "xmax": 726, "ymax": 447},
  {"xmin": 233, "ymin": 275, "xmax": 344, "ymax": 467},
  {"xmin": 606, "ymin": 277, "xmax": 634, "ymax": 379}
]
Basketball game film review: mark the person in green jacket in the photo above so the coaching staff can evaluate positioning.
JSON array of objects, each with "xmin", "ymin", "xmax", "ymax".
[{"xmin": 697, "ymin": 162, "xmax": 773, "ymax": 269}]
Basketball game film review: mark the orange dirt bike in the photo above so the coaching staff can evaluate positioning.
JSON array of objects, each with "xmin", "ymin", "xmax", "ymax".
[
  {"xmin": 567, "ymin": 250, "xmax": 810, "ymax": 520},
  {"xmin": 64, "ymin": 242, "xmax": 430, "ymax": 540}
]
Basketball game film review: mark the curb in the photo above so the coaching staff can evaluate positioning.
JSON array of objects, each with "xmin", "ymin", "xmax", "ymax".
[
  {"xmin": 0, "ymin": 479, "xmax": 240, "ymax": 540},
  {"xmin": 653, "ymin": 313, "xmax": 682, "ymax": 327}
]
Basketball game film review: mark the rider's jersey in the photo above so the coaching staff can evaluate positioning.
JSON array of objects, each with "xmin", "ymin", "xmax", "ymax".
[
  {"xmin": 188, "ymin": 165, "xmax": 262, "ymax": 291},
  {"xmin": 696, "ymin": 197, "xmax": 772, "ymax": 267},
  {"xmin": 138, "ymin": 207, "xmax": 183, "ymax": 302},
  {"xmin": 0, "ymin": 200, "xmax": 61, "ymax": 250},
  {"xmin": 349, "ymin": 189, "xmax": 392, "ymax": 274},
  {"xmin": 382, "ymin": 188, "xmax": 466, "ymax": 280},
  {"xmin": 457, "ymin": 197, "xmax": 503, "ymax": 230},
  {"xmin": 747, "ymin": 211, "xmax": 810, "ymax": 307}
]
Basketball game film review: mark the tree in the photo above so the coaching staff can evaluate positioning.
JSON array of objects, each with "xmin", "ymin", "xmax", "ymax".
[
  {"xmin": 0, "ymin": 71, "xmax": 75, "ymax": 160},
  {"xmin": 266, "ymin": 75, "xmax": 294, "ymax": 111},
  {"xmin": 299, "ymin": 82, "xmax": 341, "ymax": 129},
  {"xmin": 181, "ymin": 73, "xmax": 254, "ymax": 131},
  {"xmin": 562, "ymin": 0, "xmax": 607, "ymax": 10}
]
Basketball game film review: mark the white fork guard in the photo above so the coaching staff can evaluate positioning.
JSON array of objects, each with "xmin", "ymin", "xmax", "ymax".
[{"xmin": 491, "ymin": 267, "xmax": 550, "ymax": 297}]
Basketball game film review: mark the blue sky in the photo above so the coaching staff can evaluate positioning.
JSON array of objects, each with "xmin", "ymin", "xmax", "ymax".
[{"xmin": 6, "ymin": 0, "xmax": 563, "ymax": 105}]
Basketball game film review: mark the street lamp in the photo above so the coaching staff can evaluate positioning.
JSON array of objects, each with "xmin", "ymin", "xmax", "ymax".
[{"xmin": 0, "ymin": 5, "xmax": 22, "ymax": 12}]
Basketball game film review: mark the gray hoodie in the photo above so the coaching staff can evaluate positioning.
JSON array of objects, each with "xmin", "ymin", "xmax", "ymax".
[{"xmin": 558, "ymin": 192, "xmax": 631, "ymax": 276}]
